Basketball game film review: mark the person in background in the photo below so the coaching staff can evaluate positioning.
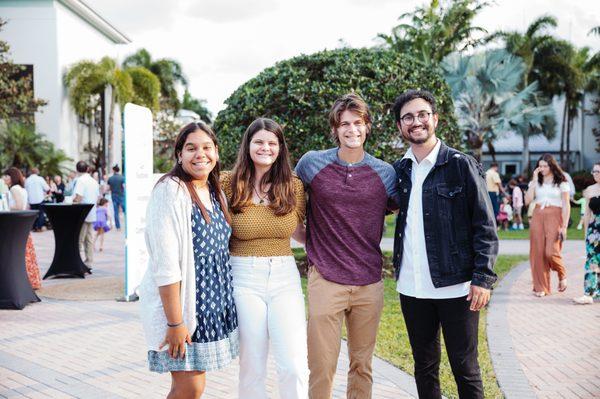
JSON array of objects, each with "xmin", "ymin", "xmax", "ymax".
[
  {"xmin": 221, "ymin": 118, "xmax": 309, "ymax": 398},
  {"xmin": 485, "ymin": 162, "xmax": 504, "ymax": 219},
  {"xmin": 64, "ymin": 171, "xmax": 77, "ymax": 197},
  {"xmin": 73, "ymin": 161, "xmax": 100, "ymax": 269},
  {"xmin": 525, "ymin": 154, "xmax": 570, "ymax": 297},
  {"xmin": 3, "ymin": 167, "xmax": 42, "ymax": 289},
  {"xmin": 107, "ymin": 165, "xmax": 125, "ymax": 230},
  {"xmin": 93, "ymin": 197, "xmax": 111, "ymax": 252},
  {"xmin": 509, "ymin": 179, "xmax": 524, "ymax": 230},
  {"xmin": 24, "ymin": 167, "xmax": 49, "ymax": 231},
  {"xmin": 47, "ymin": 176, "xmax": 57, "ymax": 203},
  {"xmin": 52, "ymin": 175, "xmax": 65, "ymax": 203},
  {"xmin": 496, "ymin": 195, "xmax": 513, "ymax": 231},
  {"xmin": 573, "ymin": 162, "xmax": 600, "ymax": 305}
]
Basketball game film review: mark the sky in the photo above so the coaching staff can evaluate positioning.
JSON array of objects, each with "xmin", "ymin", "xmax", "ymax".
[{"xmin": 89, "ymin": 0, "xmax": 600, "ymax": 117}]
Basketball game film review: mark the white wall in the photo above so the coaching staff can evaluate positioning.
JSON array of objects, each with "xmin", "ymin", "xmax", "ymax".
[{"xmin": 1, "ymin": 1, "xmax": 61, "ymax": 147}]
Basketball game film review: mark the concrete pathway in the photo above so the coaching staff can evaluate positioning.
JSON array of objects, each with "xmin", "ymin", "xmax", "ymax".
[
  {"xmin": 0, "ymin": 230, "xmax": 416, "ymax": 399},
  {"xmin": 488, "ymin": 240, "xmax": 599, "ymax": 399}
]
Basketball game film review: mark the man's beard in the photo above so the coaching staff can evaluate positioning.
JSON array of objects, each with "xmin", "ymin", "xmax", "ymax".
[{"xmin": 402, "ymin": 125, "xmax": 434, "ymax": 145}]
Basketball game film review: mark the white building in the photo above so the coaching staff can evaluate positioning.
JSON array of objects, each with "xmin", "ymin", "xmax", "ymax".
[{"xmin": 0, "ymin": 0, "xmax": 130, "ymax": 170}]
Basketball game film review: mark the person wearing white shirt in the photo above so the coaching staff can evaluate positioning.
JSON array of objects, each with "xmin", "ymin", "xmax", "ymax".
[
  {"xmin": 525, "ymin": 154, "xmax": 570, "ymax": 297},
  {"xmin": 392, "ymin": 90, "xmax": 498, "ymax": 399},
  {"xmin": 73, "ymin": 161, "xmax": 100, "ymax": 267},
  {"xmin": 24, "ymin": 167, "xmax": 49, "ymax": 231}
]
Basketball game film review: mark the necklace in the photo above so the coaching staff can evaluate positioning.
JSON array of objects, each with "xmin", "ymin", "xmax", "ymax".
[{"xmin": 252, "ymin": 184, "xmax": 268, "ymax": 204}]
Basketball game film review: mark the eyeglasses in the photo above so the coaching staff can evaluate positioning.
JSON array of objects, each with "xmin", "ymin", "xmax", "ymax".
[
  {"xmin": 400, "ymin": 111, "xmax": 432, "ymax": 126},
  {"xmin": 592, "ymin": 170, "xmax": 600, "ymax": 175}
]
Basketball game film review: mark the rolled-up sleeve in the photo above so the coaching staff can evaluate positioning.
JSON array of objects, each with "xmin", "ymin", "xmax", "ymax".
[{"xmin": 145, "ymin": 181, "xmax": 183, "ymax": 287}]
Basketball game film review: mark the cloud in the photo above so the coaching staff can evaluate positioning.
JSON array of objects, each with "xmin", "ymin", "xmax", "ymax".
[{"xmin": 184, "ymin": 0, "xmax": 280, "ymax": 23}]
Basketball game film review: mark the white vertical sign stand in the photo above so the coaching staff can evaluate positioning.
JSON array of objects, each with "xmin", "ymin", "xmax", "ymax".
[{"xmin": 122, "ymin": 103, "xmax": 153, "ymax": 301}]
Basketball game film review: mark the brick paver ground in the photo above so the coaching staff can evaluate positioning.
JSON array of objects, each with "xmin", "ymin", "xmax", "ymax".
[
  {"xmin": 0, "ymin": 230, "xmax": 415, "ymax": 398},
  {"xmin": 488, "ymin": 240, "xmax": 600, "ymax": 399}
]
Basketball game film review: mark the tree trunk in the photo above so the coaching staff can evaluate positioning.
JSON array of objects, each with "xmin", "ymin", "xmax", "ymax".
[
  {"xmin": 487, "ymin": 140, "xmax": 497, "ymax": 163},
  {"xmin": 522, "ymin": 128, "xmax": 530, "ymax": 176},
  {"xmin": 107, "ymin": 85, "xmax": 116, "ymax": 171},
  {"xmin": 559, "ymin": 100, "xmax": 567, "ymax": 165},
  {"xmin": 565, "ymin": 108, "xmax": 573, "ymax": 172}
]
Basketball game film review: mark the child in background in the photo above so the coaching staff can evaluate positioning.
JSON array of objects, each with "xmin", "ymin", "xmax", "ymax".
[
  {"xmin": 509, "ymin": 179, "xmax": 524, "ymax": 230},
  {"xmin": 497, "ymin": 195, "xmax": 513, "ymax": 231},
  {"xmin": 93, "ymin": 197, "xmax": 111, "ymax": 251}
]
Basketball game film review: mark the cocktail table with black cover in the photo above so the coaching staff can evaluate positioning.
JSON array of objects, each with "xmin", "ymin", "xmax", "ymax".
[
  {"xmin": 0, "ymin": 210, "xmax": 41, "ymax": 309},
  {"xmin": 42, "ymin": 203, "xmax": 93, "ymax": 279}
]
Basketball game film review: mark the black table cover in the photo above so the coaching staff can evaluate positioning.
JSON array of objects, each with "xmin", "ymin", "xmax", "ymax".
[
  {"xmin": 0, "ymin": 211, "xmax": 41, "ymax": 309},
  {"xmin": 42, "ymin": 204, "xmax": 93, "ymax": 279}
]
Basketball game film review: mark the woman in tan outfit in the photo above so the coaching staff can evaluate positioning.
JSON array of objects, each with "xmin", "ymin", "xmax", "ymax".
[{"xmin": 525, "ymin": 154, "xmax": 570, "ymax": 296}]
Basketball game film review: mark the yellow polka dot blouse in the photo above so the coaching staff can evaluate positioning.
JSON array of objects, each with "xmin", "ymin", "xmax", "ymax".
[{"xmin": 220, "ymin": 171, "xmax": 306, "ymax": 257}]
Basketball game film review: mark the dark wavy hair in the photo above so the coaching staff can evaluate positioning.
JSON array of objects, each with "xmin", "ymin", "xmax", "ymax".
[
  {"xmin": 3, "ymin": 167, "xmax": 25, "ymax": 188},
  {"xmin": 536, "ymin": 153, "xmax": 566, "ymax": 187},
  {"xmin": 157, "ymin": 121, "xmax": 230, "ymax": 224},
  {"xmin": 229, "ymin": 118, "xmax": 295, "ymax": 215}
]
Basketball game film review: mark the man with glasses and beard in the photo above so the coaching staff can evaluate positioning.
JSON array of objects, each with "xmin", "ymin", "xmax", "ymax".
[{"xmin": 391, "ymin": 90, "xmax": 498, "ymax": 399}]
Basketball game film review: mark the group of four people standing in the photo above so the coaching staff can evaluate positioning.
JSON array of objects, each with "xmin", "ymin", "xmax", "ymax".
[{"xmin": 140, "ymin": 89, "xmax": 499, "ymax": 399}]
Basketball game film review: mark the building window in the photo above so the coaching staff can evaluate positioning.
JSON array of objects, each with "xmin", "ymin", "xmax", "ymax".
[{"xmin": 503, "ymin": 162, "xmax": 519, "ymax": 177}]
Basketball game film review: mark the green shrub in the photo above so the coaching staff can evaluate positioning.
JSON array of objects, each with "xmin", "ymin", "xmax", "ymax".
[{"xmin": 213, "ymin": 48, "xmax": 459, "ymax": 167}]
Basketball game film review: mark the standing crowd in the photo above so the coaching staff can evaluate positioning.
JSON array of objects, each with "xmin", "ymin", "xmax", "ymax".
[{"xmin": 1, "ymin": 162, "xmax": 126, "ymax": 287}]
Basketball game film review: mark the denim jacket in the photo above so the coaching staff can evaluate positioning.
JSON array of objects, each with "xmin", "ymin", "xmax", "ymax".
[{"xmin": 392, "ymin": 141, "xmax": 498, "ymax": 290}]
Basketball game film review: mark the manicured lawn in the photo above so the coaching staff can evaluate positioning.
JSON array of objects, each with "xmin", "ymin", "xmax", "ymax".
[
  {"xmin": 295, "ymin": 250, "xmax": 528, "ymax": 399},
  {"xmin": 383, "ymin": 206, "xmax": 585, "ymax": 240}
]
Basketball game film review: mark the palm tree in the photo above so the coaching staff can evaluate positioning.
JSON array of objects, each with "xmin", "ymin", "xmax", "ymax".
[
  {"xmin": 487, "ymin": 15, "xmax": 559, "ymax": 173},
  {"xmin": 65, "ymin": 57, "xmax": 160, "ymax": 168},
  {"xmin": 0, "ymin": 123, "xmax": 72, "ymax": 175},
  {"xmin": 442, "ymin": 49, "xmax": 554, "ymax": 161},
  {"xmin": 122, "ymin": 48, "xmax": 187, "ymax": 111},
  {"xmin": 65, "ymin": 57, "xmax": 133, "ymax": 169},
  {"xmin": 377, "ymin": 0, "xmax": 489, "ymax": 66}
]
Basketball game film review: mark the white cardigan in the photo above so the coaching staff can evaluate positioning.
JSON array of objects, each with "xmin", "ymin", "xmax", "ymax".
[{"xmin": 139, "ymin": 177, "xmax": 197, "ymax": 351}]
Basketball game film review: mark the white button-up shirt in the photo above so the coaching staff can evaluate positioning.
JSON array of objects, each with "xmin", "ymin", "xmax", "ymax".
[
  {"xmin": 24, "ymin": 174, "xmax": 49, "ymax": 204},
  {"xmin": 396, "ymin": 140, "xmax": 470, "ymax": 299},
  {"xmin": 73, "ymin": 173, "xmax": 100, "ymax": 223}
]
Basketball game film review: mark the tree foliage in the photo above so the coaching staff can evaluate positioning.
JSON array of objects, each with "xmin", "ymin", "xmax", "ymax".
[
  {"xmin": 182, "ymin": 89, "xmax": 212, "ymax": 123},
  {"xmin": 442, "ymin": 49, "xmax": 554, "ymax": 160},
  {"xmin": 0, "ymin": 19, "xmax": 47, "ymax": 124},
  {"xmin": 0, "ymin": 123, "xmax": 72, "ymax": 176},
  {"xmin": 213, "ymin": 48, "xmax": 459, "ymax": 167},
  {"xmin": 377, "ymin": 0, "xmax": 489, "ymax": 66}
]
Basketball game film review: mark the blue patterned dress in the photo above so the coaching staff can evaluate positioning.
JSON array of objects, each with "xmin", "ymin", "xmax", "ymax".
[{"xmin": 148, "ymin": 189, "xmax": 239, "ymax": 372}]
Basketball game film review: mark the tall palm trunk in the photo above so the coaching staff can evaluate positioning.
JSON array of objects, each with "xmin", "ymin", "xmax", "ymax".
[
  {"xmin": 107, "ymin": 85, "xmax": 116, "ymax": 170},
  {"xmin": 559, "ymin": 100, "xmax": 567, "ymax": 165},
  {"xmin": 565, "ymin": 109, "xmax": 573, "ymax": 171},
  {"xmin": 522, "ymin": 128, "xmax": 530, "ymax": 176}
]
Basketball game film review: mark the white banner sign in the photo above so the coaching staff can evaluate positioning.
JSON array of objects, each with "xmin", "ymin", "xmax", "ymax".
[{"xmin": 123, "ymin": 103, "xmax": 153, "ymax": 301}]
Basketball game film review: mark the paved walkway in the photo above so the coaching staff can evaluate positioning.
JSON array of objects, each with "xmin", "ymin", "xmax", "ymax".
[
  {"xmin": 0, "ymin": 230, "xmax": 416, "ymax": 398},
  {"xmin": 488, "ymin": 240, "xmax": 599, "ymax": 399}
]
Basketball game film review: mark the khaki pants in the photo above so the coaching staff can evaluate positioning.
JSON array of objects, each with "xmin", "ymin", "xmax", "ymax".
[
  {"xmin": 79, "ymin": 222, "xmax": 94, "ymax": 264},
  {"xmin": 307, "ymin": 266, "xmax": 384, "ymax": 399},
  {"xmin": 529, "ymin": 206, "xmax": 566, "ymax": 294}
]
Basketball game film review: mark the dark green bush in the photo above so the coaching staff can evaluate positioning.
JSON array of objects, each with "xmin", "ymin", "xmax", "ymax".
[{"xmin": 213, "ymin": 48, "xmax": 459, "ymax": 167}]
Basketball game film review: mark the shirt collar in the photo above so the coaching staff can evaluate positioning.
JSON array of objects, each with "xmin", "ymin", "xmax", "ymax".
[{"xmin": 402, "ymin": 139, "xmax": 441, "ymax": 165}]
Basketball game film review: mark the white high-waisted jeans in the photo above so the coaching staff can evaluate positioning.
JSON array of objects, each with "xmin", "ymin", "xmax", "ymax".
[{"xmin": 230, "ymin": 255, "xmax": 309, "ymax": 399}]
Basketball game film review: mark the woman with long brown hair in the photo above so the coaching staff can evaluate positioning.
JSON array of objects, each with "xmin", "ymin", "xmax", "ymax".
[
  {"xmin": 139, "ymin": 122, "xmax": 238, "ymax": 398},
  {"xmin": 525, "ymin": 153, "xmax": 570, "ymax": 297},
  {"xmin": 2, "ymin": 167, "xmax": 42, "ymax": 290},
  {"xmin": 221, "ymin": 118, "xmax": 308, "ymax": 398}
]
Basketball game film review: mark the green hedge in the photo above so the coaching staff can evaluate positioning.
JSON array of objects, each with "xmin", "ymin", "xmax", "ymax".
[{"xmin": 213, "ymin": 48, "xmax": 459, "ymax": 167}]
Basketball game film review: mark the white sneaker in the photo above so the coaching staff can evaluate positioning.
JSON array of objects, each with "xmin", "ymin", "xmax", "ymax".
[
  {"xmin": 572, "ymin": 296, "xmax": 593, "ymax": 304},
  {"xmin": 519, "ymin": 224, "xmax": 524, "ymax": 230}
]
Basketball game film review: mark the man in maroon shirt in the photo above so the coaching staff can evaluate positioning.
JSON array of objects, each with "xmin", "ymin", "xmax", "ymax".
[{"xmin": 296, "ymin": 93, "xmax": 399, "ymax": 398}]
